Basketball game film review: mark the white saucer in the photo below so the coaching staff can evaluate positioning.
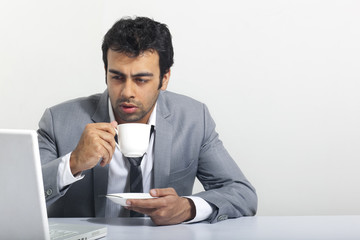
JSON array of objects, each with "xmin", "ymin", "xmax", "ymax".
[{"xmin": 106, "ymin": 193, "xmax": 156, "ymax": 206}]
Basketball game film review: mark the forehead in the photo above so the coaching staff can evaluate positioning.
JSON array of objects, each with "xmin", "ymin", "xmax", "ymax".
[{"xmin": 107, "ymin": 49, "xmax": 160, "ymax": 70}]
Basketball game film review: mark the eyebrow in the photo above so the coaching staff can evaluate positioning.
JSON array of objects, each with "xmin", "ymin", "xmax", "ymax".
[{"xmin": 108, "ymin": 69, "xmax": 154, "ymax": 78}]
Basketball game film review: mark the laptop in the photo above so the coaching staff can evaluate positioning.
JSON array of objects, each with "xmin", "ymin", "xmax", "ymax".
[{"xmin": 0, "ymin": 129, "xmax": 107, "ymax": 240}]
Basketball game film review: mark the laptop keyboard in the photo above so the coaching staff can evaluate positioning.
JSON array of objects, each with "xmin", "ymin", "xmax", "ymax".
[{"xmin": 50, "ymin": 229, "xmax": 79, "ymax": 239}]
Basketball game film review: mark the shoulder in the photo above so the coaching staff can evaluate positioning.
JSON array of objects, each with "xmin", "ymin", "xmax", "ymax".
[
  {"xmin": 48, "ymin": 92, "xmax": 104, "ymax": 113},
  {"xmin": 158, "ymin": 91, "xmax": 212, "ymax": 125},
  {"xmin": 39, "ymin": 91, "xmax": 108, "ymax": 135},
  {"xmin": 159, "ymin": 91, "xmax": 204, "ymax": 111}
]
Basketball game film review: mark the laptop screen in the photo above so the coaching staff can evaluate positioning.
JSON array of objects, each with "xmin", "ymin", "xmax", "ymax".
[
  {"xmin": 0, "ymin": 129, "xmax": 106, "ymax": 240},
  {"xmin": 0, "ymin": 129, "xmax": 50, "ymax": 239}
]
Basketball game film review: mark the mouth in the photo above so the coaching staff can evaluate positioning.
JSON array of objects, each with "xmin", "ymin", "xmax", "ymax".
[{"xmin": 120, "ymin": 103, "xmax": 138, "ymax": 114}]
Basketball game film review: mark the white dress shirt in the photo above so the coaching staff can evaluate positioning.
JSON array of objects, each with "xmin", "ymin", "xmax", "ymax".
[{"xmin": 57, "ymin": 98, "xmax": 213, "ymax": 222}]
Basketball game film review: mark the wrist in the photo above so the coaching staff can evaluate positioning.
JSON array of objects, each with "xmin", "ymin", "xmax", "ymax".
[
  {"xmin": 69, "ymin": 153, "xmax": 81, "ymax": 176},
  {"xmin": 182, "ymin": 197, "xmax": 196, "ymax": 222}
]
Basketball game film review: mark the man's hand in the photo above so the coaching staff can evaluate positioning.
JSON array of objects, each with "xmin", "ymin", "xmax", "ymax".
[
  {"xmin": 70, "ymin": 121, "xmax": 118, "ymax": 175},
  {"xmin": 126, "ymin": 188, "xmax": 196, "ymax": 225}
]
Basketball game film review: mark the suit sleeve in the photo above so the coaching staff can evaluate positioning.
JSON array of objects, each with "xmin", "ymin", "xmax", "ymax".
[
  {"xmin": 37, "ymin": 108, "xmax": 70, "ymax": 205},
  {"xmin": 193, "ymin": 104, "xmax": 258, "ymax": 223}
]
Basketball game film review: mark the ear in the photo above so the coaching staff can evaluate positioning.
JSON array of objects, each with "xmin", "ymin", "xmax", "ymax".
[{"xmin": 160, "ymin": 69, "xmax": 171, "ymax": 90}]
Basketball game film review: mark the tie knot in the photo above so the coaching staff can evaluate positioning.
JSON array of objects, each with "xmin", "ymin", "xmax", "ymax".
[{"xmin": 127, "ymin": 156, "xmax": 143, "ymax": 167}]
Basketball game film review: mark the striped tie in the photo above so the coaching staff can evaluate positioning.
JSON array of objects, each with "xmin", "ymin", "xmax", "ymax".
[
  {"xmin": 126, "ymin": 156, "xmax": 144, "ymax": 217},
  {"xmin": 127, "ymin": 156, "xmax": 144, "ymax": 193}
]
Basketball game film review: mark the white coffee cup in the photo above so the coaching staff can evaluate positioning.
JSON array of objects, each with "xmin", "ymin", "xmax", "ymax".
[{"xmin": 115, "ymin": 123, "xmax": 151, "ymax": 157}]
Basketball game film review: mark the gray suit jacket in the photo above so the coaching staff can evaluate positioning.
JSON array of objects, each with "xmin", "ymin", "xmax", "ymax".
[{"xmin": 38, "ymin": 90, "xmax": 257, "ymax": 223}]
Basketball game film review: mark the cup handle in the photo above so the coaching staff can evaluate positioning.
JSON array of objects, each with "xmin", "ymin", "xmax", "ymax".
[{"xmin": 114, "ymin": 128, "xmax": 120, "ymax": 150}]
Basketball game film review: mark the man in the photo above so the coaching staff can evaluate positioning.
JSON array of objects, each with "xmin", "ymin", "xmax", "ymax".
[{"xmin": 38, "ymin": 16, "xmax": 257, "ymax": 225}]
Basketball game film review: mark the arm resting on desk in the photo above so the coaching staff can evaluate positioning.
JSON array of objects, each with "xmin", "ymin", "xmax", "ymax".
[{"xmin": 193, "ymin": 105, "xmax": 258, "ymax": 223}]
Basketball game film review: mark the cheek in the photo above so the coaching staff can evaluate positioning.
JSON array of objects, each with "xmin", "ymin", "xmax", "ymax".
[
  {"xmin": 143, "ymin": 90, "xmax": 160, "ymax": 107},
  {"xmin": 107, "ymin": 85, "xmax": 118, "ymax": 104},
  {"xmin": 107, "ymin": 82, "xmax": 121, "ymax": 95}
]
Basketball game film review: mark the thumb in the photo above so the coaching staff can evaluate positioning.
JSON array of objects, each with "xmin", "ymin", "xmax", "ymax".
[{"xmin": 150, "ymin": 188, "xmax": 176, "ymax": 197}]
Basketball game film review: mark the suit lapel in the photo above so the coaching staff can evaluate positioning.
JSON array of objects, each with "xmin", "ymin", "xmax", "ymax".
[
  {"xmin": 91, "ymin": 90, "xmax": 110, "ymax": 217},
  {"xmin": 92, "ymin": 90, "xmax": 110, "ymax": 123},
  {"xmin": 154, "ymin": 92, "xmax": 172, "ymax": 188}
]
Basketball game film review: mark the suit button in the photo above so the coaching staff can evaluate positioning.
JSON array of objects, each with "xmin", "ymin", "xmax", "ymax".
[
  {"xmin": 217, "ymin": 215, "xmax": 228, "ymax": 222},
  {"xmin": 46, "ymin": 188, "xmax": 53, "ymax": 197}
]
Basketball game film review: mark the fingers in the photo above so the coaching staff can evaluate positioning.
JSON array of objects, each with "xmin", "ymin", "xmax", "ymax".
[
  {"xmin": 98, "ymin": 121, "xmax": 119, "ymax": 155},
  {"xmin": 98, "ymin": 129, "xmax": 116, "ymax": 153},
  {"xmin": 125, "ymin": 188, "xmax": 194, "ymax": 225},
  {"xmin": 110, "ymin": 120, "xmax": 118, "ymax": 129},
  {"xmin": 128, "ymin": 207, "xmax": 159, "ymax": 218},
  {"xmin": 90, "ymin": 123, "xmax": 118, "ymax": 162},
  {"xmin": 98, "ymin": 139, "xmax": 113, "ymax": 166},
  {"xmin": 86, "ymin": 124, "xmax": 116, "ymax": 160},
  {"xmin": 92, "ymin": 122, "xmax": 117, "ymax": 136},
  {"xmin": 126, "ymin": 188, "xmax": 177, "ymax": 209},
  {"xmin": 70, "ymin": 122, "xmax": 119, "ymax": 174},
  {"xmin": 126, "ymin": 200, "xmax": 165, "ymax": 219},
  {"xmin": 127, "ymin": 197, "xmax": 165, "ymax": 209}
]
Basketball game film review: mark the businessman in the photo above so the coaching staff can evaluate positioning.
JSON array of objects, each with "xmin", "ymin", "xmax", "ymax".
[{"xmin": 38, "ymin": 16, "xmax": 257, "ymax": 225}]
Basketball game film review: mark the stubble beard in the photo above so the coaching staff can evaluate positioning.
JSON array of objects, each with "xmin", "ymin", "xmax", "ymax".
[{"xmin": 114, "ymin": 97, "xmax": 157, "ymax": 123}]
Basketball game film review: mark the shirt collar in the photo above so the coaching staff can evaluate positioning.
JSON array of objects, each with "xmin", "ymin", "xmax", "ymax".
[{"xmin": 108, "ymin": 98, "xmax": 157, "ymax": 127}]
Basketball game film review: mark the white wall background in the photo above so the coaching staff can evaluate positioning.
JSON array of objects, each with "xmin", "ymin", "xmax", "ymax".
[{"xmin": 1, "ymin": 0, "xmax": 359, "ymax": 216}]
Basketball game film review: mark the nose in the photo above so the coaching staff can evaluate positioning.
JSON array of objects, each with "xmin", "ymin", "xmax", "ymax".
[{"xmin": 121, "ymin": 80, "xmax": 136, "ymax": 99}]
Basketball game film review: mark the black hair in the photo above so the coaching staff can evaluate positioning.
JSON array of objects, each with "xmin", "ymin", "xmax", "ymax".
[{"xmin": 102, "ymin": 16, "xmax": 174, "ymax": 88}]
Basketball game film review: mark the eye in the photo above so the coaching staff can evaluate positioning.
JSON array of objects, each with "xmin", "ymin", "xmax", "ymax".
[
  {"xmin": 111, "ymin": 75, "xmax": 124, "ymax": 81},
  {"xmin": 135, "ymin": 78, "xmax": 148, "ymax": 83}
]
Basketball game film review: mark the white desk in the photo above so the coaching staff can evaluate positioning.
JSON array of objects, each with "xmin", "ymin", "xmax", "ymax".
[{"xmin": 50, "ymin": 215, "xmax": 360, "ymax": 240}]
